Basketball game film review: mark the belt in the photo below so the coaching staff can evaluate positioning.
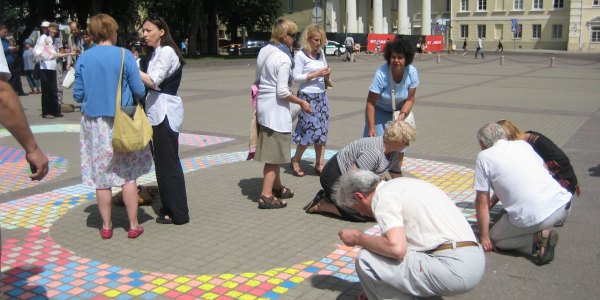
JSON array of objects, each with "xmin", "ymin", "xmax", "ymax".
[{"xmin": 428, "ymin": 241, "xmax": 479, "ymax": 253}]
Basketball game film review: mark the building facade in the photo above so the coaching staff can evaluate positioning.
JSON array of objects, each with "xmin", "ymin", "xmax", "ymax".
[{"xmin": 281, "ymin": 0, "xmax": 600, "ymax": 51}]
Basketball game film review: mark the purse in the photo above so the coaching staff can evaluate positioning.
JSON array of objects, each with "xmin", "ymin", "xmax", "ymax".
[
  {"xmin": 62, "ymin": 68, "xmax": 75, "ymax": 88},
  {"xmin": 112, "ymin": 48, "xmax": 153, "ymax": 153},
  {"xmin": 389, "ymin": 65, "xmax": 415, "ymax": 128},
  {"xmin": 320, "ymin": 50, "xmax": 333, "ymax": 89}
]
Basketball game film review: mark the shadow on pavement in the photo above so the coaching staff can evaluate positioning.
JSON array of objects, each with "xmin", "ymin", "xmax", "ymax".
[{"xmin": 587, "ymin": 164, "xmax": 600, "ymax": 177}]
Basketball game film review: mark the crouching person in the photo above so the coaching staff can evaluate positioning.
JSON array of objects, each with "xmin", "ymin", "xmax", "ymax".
[{"xmin": 336, "ymin": 169, "xmax": 485, "ymax": 299}]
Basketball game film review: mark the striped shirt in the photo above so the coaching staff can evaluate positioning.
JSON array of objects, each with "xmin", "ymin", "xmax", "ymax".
[{"xmin": 336, "ymin": 136, "xmax": 402, "ymax": 175}]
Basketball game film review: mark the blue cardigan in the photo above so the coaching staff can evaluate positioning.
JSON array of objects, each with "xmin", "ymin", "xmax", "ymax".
[{"xmin": 73, "ymin": 45, "xmax": 145, "ymax": 117}]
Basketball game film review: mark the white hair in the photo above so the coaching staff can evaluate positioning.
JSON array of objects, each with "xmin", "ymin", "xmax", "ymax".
[
  {"xmin": 477, "ymin": 123, "xmax": 507, "ymax": 149},
  {"xmin": 334, "ymin": 169, "xmax": 380, "ymax": 208}
]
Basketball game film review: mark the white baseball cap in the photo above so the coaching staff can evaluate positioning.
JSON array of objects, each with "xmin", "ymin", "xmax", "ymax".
[{"xmin": 41, "ymin": 21, "xmax": 50, "ymax": 27}]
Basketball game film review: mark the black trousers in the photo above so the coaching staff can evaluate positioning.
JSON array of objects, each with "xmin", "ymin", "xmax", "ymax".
[
  {"xmin": 319, "ymin": 154, "xmax": 374, "ymax": 222},
  {"xmin": 39, "ymin": 69, "xmax": 60, "ymax": 116},
  {"xmin": 8, "ymin": 63, "xmax": 26, "ymax": 95},
  {"xmin": 152, "ymin": 116, "xmax": 189, "ymax": 224}
]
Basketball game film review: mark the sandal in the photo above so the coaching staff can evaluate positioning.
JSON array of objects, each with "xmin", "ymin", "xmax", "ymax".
[
  {"xmin": 290, "ymin": 158, "xmax": 305, "ymax": 177},
  {"xmin": 303, "ymin": 190, "xmax": 325, "ymax": 212},
  {"xmin": 535, "ymin": 229, "xmax": 559, "ymax": 265},
  {"xmin": 258, "ymin": 195, "xmax": 287, "ymax": 209},
  {"xmin": 273, "ymin": 186, "xmax": 294, "ymax": 199},
  {"xmin": 314, "ymin": 163, "xmax": 324, "ymax": 176}
]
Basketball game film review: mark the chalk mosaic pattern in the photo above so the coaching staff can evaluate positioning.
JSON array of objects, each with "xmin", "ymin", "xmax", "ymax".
[{"xmin": 1, "ymin": 125, "xmax": 481, "ymax": 299}]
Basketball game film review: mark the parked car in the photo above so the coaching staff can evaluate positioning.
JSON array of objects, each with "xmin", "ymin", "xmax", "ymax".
[
  {"xmin": 240, "ymin": 40, "xmax": 268, "ymax": 55},
  {"xmin": 324, "ymin": 41, "xmax": 346, "ymax": 56}
]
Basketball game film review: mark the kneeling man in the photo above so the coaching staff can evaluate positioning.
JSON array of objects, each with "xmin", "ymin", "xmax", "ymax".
[
  {"xmin": 336, "ymin": 169, "xmax": 485, "ymax": 299},
  {"xmin": 474, "ymin": 123, "xmax": 572, "ymax": 265}
]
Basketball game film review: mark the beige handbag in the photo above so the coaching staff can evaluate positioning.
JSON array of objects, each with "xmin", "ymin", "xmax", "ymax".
[
  {"xmin": 389, "ymin": 65, "xmax": 415, "ymax": 128},
  {"xmin": 112, "ymin": 48, "xmax": 153, "ymax": 152}
]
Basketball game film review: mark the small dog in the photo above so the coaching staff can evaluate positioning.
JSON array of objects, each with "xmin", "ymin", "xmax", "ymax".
[{"xmin": 112, "ymin": 185, "xmax": 159, "ymax": 206}]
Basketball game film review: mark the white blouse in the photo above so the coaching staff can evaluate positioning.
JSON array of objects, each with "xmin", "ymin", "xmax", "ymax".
[
  {"xmin": 144, "ymin": 46, "xmax": 184, "ymax": 133},
  {"xmin": 292, "ymin": 49, "xmax": 327, "ymax": 94}
]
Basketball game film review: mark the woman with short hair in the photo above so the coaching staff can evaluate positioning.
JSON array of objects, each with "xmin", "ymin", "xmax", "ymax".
[
  {"xmin": 254, "ymin": 18, "xmax": 311, "ymax": 209},
  {"xmin": 73, "ymin": 13, "xmax": 150, "ymax": 239}
]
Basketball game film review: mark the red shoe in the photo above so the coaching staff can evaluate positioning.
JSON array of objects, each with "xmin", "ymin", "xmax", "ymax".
[
  {"xmin": 100, "ymin": 228, "xmax": 113, "ymax": 239},
  {"xmin": 128, "ymin": 226, "xmax": 144, "ymax": 239}
]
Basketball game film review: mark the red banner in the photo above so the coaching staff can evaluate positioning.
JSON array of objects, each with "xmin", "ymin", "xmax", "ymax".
[
  {"xmin": 366, "ymin": 34, "xmax": 396, "ymax": 52},
  {"xmin": 425, "ymin": 35, "xmax": 444, "ymax": 52}
]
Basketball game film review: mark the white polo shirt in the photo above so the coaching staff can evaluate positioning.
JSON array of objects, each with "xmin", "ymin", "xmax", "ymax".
[
  {"xmin": 0, "ymin": 50, "xmax": 10, "ymax": 80},
  {"xmin": 474, "ymin": 139, "xmax": 571, "ymax": 227}
]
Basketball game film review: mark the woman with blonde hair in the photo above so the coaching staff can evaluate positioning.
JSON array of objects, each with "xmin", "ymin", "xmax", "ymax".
[
  {"xmin": 497, "ymin": 119, "xmax": 580, "ymax": 198},
  {"xmin": 254, "ymin": 18, "xmax": 311, "ymax": 209},
  {"xmin": 303, "ymin": 121, "xmax": 416, "ymax": 221},
  {"xmin": 73, "ymin": 13, "xmax": 150, "ymax": 239},
  {"xmin": 290, "ymin": 24, "xmax": 331, "ymax": 177}
]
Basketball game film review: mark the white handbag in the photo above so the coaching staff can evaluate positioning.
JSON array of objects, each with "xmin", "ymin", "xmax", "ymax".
[
  {"xmin": 62, "ymin": 68, "xmax": 75, "ymax": 88},
  {"xmin": 389, "ymin": 65, "xmax": 415, "ymax": 128}
]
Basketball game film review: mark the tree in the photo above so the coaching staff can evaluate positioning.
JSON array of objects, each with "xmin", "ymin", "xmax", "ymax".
[{"xmin": 218, "ymin": 0, "xmax": 282, "ymax": 42}]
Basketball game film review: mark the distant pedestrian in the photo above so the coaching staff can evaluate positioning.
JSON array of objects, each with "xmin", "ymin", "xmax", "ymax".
[
  {"xmin": 495, "ymin": 38, "xmax": 504, "ymax": 54},
  {"xmin": 475, "ymin": 37, "xmax": 484, "ymax": 59},
  {"xmin": 461, "ymin": 38, "xmax": 468, "ymax": 57},
  {"xmin": 22, "ymin": 39, "xmax": 41, "ymax": 94},
  {"xmin": 1, "ymin": 25, "xmax": 27, "ymax": 96},
  {"xmin": 344, "ymin": 35, "xmax": 355, "ymax": 62}
]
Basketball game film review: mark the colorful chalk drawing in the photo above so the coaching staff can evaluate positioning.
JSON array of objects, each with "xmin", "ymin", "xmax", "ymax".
[{"xmin": 0, "ymin": 124, "xmax": 480, "ymax": 299}]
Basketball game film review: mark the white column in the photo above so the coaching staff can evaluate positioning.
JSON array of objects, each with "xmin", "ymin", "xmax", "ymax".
[
  {"xmin": 327, "ymin": 0, "xmax": 340, "ymax": 32},
  {"xmin": 346, "ymin": 0, "xmax": 357, "ymax": 33},
  {"xmin": 422, "ymin": 0, "xmax": 431, "ymax": 35},
  {"xmin": 373, "ymin": 0, "xmax": 383, "ymax": 33},
  {"xmin": 398, "ymin": 0, "xmax": 410, "ymax": 34}
]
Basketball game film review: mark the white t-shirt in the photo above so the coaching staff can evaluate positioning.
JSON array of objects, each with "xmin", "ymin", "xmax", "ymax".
[
  {"xmin": 35, "ymin": 34, "xmax": 57, "ymax": 70},
  {"xmin": 292, "ymin": 49, "xmax": 327, "ymax": 94},
  {"xmin": 255, "ymin": 44, "xmax": 294, "ymax": 133},
  {"xmin": 145, "ymin": 46, "xmax": 184, "ymax": 133},
  {"xmin": 0, "ymin": 50, "xmax": 11, "ymax": 80},
  {"xmin": 372, "ymin": 178, "xmax": 478, "ymax": 252},
  {"xmin": 474, "ymin": 139, "xmax": 571, "ymax": 227}
]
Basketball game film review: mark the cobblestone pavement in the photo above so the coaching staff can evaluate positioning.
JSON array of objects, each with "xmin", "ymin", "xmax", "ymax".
[{"xmin": 1, "ymin": 51, "xmax": 599, "ymax": 299}]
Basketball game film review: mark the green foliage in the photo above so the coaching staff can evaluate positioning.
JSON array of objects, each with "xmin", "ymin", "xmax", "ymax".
[{"xmin": 218, "ymin": 0, "xmax": 282, "ymax": 33}]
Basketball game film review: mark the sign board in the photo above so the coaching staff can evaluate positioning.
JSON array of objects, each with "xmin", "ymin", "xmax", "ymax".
[
  {"xmin": 511, "ymin": 19, "xmax": 518, "ymax": 32},
  {"xmin": 425, "ymin": 35, "xmax": 444, "ymax": 52},
  {"xmin": 366, "ymin": 34, "xmax": 396, "ymax": 52}
]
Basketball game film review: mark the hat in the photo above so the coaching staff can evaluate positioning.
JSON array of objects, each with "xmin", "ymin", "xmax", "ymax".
[
  {"xmin": 24, "ymin": 39, "xmax": 33, "ymax": 46},
  {"xmin": 41, "ymin": 21, "xmax": 50, "ymax": 27}
]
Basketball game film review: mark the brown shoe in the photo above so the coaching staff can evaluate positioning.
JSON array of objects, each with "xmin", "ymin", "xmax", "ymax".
[{"xmin": 42, "ymin": 115, "xmax": 55, "ymax": 119}]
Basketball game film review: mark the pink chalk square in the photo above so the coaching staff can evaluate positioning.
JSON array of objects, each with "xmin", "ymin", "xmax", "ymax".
[
  {"xmin": 140, "ymin": 275, "xmax": 157, "ymax": 281},
  {"xmin": 4, "ymin": 238, "xmax": 18, "ymax": 244},
  {"xmin": 298, "ymin": 271, "xmax": 313, "ymax": 278},
  {"xmin": 231, "ymin": 276, "xmax": 248, "ymax": 284},
  {"xmin": 72, "ymin": 272, "xmax": 88, "ymax": 279},
  {"xmin": 164, "ymin": 290, "xmax": 182, "ymax": 298},
  {"xmin": 97, "ymin": 263, "xmax": 111, "ymax": 269},
  {"xmin": 93, "ymin": 277, "xmax": 110, "ymax": 285},
  {"xmin": 45, "ymin": 289, "xmax": 61, "ymax": 298},
  {"xmin": 178, "ymin": 295, "xmax": 198, "ymax": 300},
  {"xmin": 15, "ymin": 254, "xmax": 30, "ymax": 261},
  {"xmin": 55, "ymin": 259, "xmax": 71, "ymax": 265},
  {"xmin": 96, "ymin": 270, "xmax": 110, "ymax": 277},
  {"xmin": 117, "ymin": 269, "xmax": 133, "ymax": 275},
  {"xmin": 333, "ymin": 260, "xmax": 348, "ymax": 267},
  {"xmin": 312, "ymin": 262, "xmax": 327, "ymax": 268},
  {"xmin": 46, "ymin": 257, "xmax": 59, "ymax": 263},
  {"xmin": 326, "ymin": 254, "xmax": 341, "ymax": 260},
  {"xmin": 77, "ymin": 257, "xmax": 92, "ymax": 264},
  {"xmin": 248, "ymin": 288, "xmax": 267, "ymax": 296},
  {"xmin": 332, "ymin": 249, "xmax": 347, "ymax": 255},
  {"xmin": 186, "ymin": 280, "xmax": 202, "ymax": 287},
  {"xmin": 216, "ymin": 295, "xmax": 235, "ymax": 300},
  {"xmin": 19, "ymin": 291, "xmax": 36, "ymax": 299},
  {"xmin": 257, "ymin": 283, "xmax": 275, "ymax": 291},
  {"xmin": 74, "ymin": 265, "xmax": 89, "ymax": 271},
  {"xmin": 237, "ymin": 284, "xmax": 253, "ymax": 292},
  {"xmin": 49, "ymin": 274, "xmax": 65, "ymax": 280},
  {"xmin": 317, "ymin": 270, "xmax": 334, "ymax": 275},
  {"xmin": 4, "ymin": 268, "xmax": 22, "ymax": 275},
  {"xmin": 276, "ymin": 273, "xmax": 292, "ymax": 280},
  {"xmin": 163, "ymin": 281, "xmax": 180, "ymax": 289},
  {"xmin": 20, "ymin": 248, "xmax": 32, "ymax": 254},
  {"xmin": 36, "ymin": 253, "xmax": 51, "ymax": 260},
  {"xmin": 70, "ymin": 279, "xmax": 87, "ymax": 286},
  {"xmin": 188, "ymin": 289, "xmax": 205, "ymax": 296},
  {"xmin": 139, "ymin": 283, "xmax": 157, "ymax": 290},
  {"xmin": 116, "ymin": 285, "xmax": 133, "ymax": 292},
  {"xmin": 208, "ymin": 278, "xmax": 225, "ymax": 285},
  {"xmin": 117, "ymin": 277, "xmax": 134, "ymax": 284},
  {"xmin": 211, "ymin": 286, "xmax": 229, "ymax": 295},
  {"xmin": 340, "ymin": 268, "xmax": 355, "ymax": 274},
  {"xmin": 163, "ymin": 274, "xmax": 178, "ymax": 280},
  {"xmin": 253, "ymin": 275, "xmax": 269, "ymax": 281},
  {"xmin": 46, "ymin": 281, "xmax": 63, "ymax": 288},
  {"xmin": 67, "ymin": 287, "xmax": 85, "ymax": 295},
  {"xmin": 91, "ymin": 286, "xmax": 109, "ymax": 293}
]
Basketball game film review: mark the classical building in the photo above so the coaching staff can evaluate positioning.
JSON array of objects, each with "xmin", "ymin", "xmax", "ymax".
[{"xmin": 281, "ymin": 0, "xmax": 600, "ymax": 51}]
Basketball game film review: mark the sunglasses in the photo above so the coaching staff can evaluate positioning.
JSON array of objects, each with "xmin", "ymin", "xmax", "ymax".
[{"xmin": 287, "ymin": 33, "xmax": 296, "ymax": 38}]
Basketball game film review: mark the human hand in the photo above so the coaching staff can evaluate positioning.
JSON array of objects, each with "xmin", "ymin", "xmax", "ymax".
[
  {"xmin": 480, "ymin": 236, "xmax": 494, "ymax": 252},
  {"xmin": 338, "ymin": 229, "xmax": 361, "ymax": 247},
  {"xmin": 321, "ymin": 67, "xmax": 331, "ymax": 77},
  {"xmin": 300, "ymin": 101, "xmax": 312, "ymax": 113},
  {"xmin": 26, "ymin": 148, "xmax": 49, "ymax": 181},
  {"xmin": 368, "ymin": 128, "xmax": 376, "ymax": 137}
]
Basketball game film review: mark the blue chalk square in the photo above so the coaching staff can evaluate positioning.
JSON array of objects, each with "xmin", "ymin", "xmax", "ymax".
[
  {"xmin": 303, "ymin": 266, "xmax": 319, "ymax": 273},
  {"xmin": 128, "ymin": 271, "xmax": 144, "ymax": 279},
  {"xmin": 106, "ymin": 273, "xmax": 121, "ymax": 280},
  {"xmin": 64, "ymin": 262, "xmax": 79, "ymax": 269},
  {"xmin": 83, "ymin": 274, "xmax": 98, "ymax": 281},
  {"xmin": 128, "ymin": 279, "xmax": 144, "ymax": 287},
  {"xmin": 263, "ymin": 291, "xmax": 281, "ymax": 299},
  {"xmin": 280, "ymin": 281, "xmax": 296, "ymax": 288},
  {"xmin": 58, "ymin": 276, "xmax": 75, "ymax": 283},
  {"xmin": 325, "ymin": 265, "xmax": 340, "ymax": 271},
  {"xmin": 55, "ymin": 284, "xmax": 74, "ymax": 292},
  {"xmin": 105, "ymin": 281, "xmax": 121, "ymax": 288},
  {"xmin": 106, "ymin": 266, "xmax": 122, "ymax": 272}
]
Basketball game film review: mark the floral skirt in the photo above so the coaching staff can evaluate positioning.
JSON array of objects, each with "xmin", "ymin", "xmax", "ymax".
[
  {"xmin": 80, "ymin": 115, "xmax": 153, "ymax": 189},
  {"xmin": 292, "ymin": 91, "xmax": 329, "ymax": 146}
]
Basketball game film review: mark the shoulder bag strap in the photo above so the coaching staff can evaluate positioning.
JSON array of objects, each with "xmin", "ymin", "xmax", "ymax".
[
  {"xmin": 115, "ymin": 48, "xmax": 125, "ymax": 110},
  {"xmin": 388, "ymin": 64, "xmax": 396, "ymax": 112}
]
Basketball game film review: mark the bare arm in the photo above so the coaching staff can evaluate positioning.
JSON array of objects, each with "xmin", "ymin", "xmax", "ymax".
[
  {"xmin": 475, "ymin": 190, "xmax": 494, "ymax": 252},
  {"xmin": 0, "ymin": 80, "xmax": 49, "ymax": 180},
  {"xmin": 365, "ymin": 91, "xmax": 379, "ymax": 137},
  {"xmin": 398, "ymin": 88, "xmax": 416, "ymax": 122},
  {"xmin": 339, "ymin": 227, "xmax": 407, "ymax": 260},
  {"xmin": 139, "ymin": 71, "xmax": 156, "ymax": 89}
]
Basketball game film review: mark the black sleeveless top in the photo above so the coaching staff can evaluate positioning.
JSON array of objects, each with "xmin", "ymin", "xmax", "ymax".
[{"xmin": 140, "ymin": 53, "xmax": 183, "ymax": 96}]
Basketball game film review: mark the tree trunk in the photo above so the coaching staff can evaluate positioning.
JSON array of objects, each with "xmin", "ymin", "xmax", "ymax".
[
  {"xmin": 205, "ymin": 0, "xmax": 219, "ymax": 55},
  {"xmin": 187, "ymin": 0, "xmax": 203, "ymax": 55},
  {"xmin": 91, "ymin": 0, "xmax": 103, "ymax": 15}
]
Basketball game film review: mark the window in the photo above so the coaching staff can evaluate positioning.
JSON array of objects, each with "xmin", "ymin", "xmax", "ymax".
[
  {"xmin": 532, "ymin": 24, "xmax": 541, "ymax": 39},
  {"xmin": 478, "ymin": 0, "xmax": 487, "ymax": 11},
  {"xmin": 552, "ymin": 24, "xmax": 563, "ymax": 39},
  {"xmin": 446, "ymin": 0, "xmax": 451, "ymax": 12},
  {"xmin": 514, "ymin": 24, "xmax": 523, "ymax": 38},
  {"xmin": 461, "ymin": 0, "xmax": 468, "ymax": 11},
  {"xmin": 553, "ymin": 0, "xmax": 564, "ymax": 9},
  {"xmin": 461, "ymin": 25, "xmax": 469, "ymax": 38},
  {"xmin": 533, "ymin": 0, "xmax": 543, "ymax": 9},
  {"xmin": 591, "ymin": 25, "xmax": 600, "ymax": 42},
  {"xmin": 287, "ymin": 0, "xmax": 293, "ymax": 13},
  {"xmin": 477, "ymin": 25, "xmax": 486, "ymax": 39},
  {"xmin": 514, "ymin": 0, "xmax": 523, "ymax": 10},
  {"xmin": 593, "ymin": 0, "xmax": 600, "ymax": 6}
]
